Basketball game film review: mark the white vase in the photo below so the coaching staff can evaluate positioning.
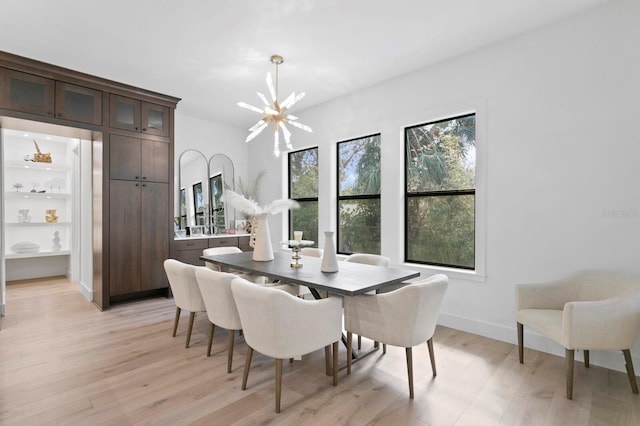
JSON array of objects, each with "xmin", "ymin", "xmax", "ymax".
[
  {"xmin": 250, "ymin": 213, "xmax": 274, "ymax": 261},
  {"xmin": 321, "ymin": 231, "xmax": 339, "ymax": 272},
  {"xmin": 52, "ymin": 230, "xmax": 61, "ymax": 252}
]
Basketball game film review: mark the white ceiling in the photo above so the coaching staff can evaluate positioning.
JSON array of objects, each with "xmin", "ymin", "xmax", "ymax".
[{"xmin": 3, "ymin": 0, "xmax": 610, "ymax": 128}]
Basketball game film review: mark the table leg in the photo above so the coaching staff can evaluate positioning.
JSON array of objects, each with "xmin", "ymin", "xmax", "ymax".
[{"xmin": 309, "ymin": 287, "xmax": 358, "ymax": 360}]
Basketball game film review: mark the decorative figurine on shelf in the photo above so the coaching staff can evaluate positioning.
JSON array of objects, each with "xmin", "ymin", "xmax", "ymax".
[
  {"xmin": 52, "ymin": 231, "xmax": 61, "ymax": 252},
  {"xmin": 32, "ymin": 139, "xmax": 52, "ymax": 163},
  {"xmin": 45, "ymin": 209, "xmax": 58, "ymax": 223},
  {"xmin": 17, "ymin": 209, "xmax": 31, "ymax": 223},
  {"xmin": 12, "ymin": 182, "xmax": 23, "ymax": 192}
]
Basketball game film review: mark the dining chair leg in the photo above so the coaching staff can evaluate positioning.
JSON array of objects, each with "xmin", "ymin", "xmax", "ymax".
[
  {"xmin": 584, "ymin": 350, "xmax": 589, "ymax": 368},
  {"xmin": 623, "ymin": 349, "xmax": 639, "ymax": 394},
  {"xmin": 227, "ymin": 330, "xmax": 235, "ymax": 373},
  {"xmin": 427, "ymin": 337, "xmax": 437, "ymax": 377},
  {"xmin": 566, "ymin": 349, "xmax": 575, "ymax": 400},
  {"xmin": 275, "ymin": 358, "xmax": 283, "ymax": 413},
  {"xmin": 325, "ymin": 345, "xmax": 331, "ymax": 376},
  {"xmin": 242, "ymin": 346, "xmax": 253, "ymax": 390},
  {"xmin": 332, "ymin": 341, "xmax": 339, "ymax": 386},
  {"xmin": 406, "ymin": 347, "xmax": 414, "ymax": 399},
  {"xmin": 517, "ymin": 322, "xmax": 523, "ymax": 364},
  {"xmin": 383, "ymin": 344, "xmax": 387, "ymax": 354},
  {"xmin": 347, "ymin": 332, "xmax": 353, "ymax": 375},
  {"xmin": 358, "ymin": 335, "xmax": 362, "ymax": 350},
  {"xmin": 186, "ymin": 312, "xmax": 196, "ymax": 348},
  {"xmin": 206, "ymin": 323, "xmax": 215, "ymax": 356},
  {"xmin": 172, "ymin": 307, "xmax": 181, "ymax": 337}
]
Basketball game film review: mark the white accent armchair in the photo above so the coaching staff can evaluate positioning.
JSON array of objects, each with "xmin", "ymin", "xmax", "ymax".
[
  {"xmin": 195, "ymin": 267, "xmax": 243, "ymax": 372},
  {"xmin": 343, "ymin": 274, "xmax": 448, "ymax": 399},
  {"xmin": 231, "ymin": 277, "xmax": 343, "ymax": 413},
  {"xmin": 516, "ymin": 270, "xmax": 640, "ymax": 399},
  {"xmin": 163, "ymin": 259, "xmax": 206, "ymax": 348}
]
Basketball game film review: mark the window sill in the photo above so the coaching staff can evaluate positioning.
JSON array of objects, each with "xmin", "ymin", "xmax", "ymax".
[{"xmin": 399, "ymin": 262, "xmax": 486, "ymax": 283}]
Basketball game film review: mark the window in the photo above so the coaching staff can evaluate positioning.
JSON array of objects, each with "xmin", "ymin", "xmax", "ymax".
[
  {"xmin": 405, "ymin": 113, "xmax": 476, "ymax": 269},
  {"xmin": 288, "ymin": 147, "xmax": 318, "ymax": 245},
  {"xmin": 192, "ymin": 182, "xmax": 205, "ymax": 226},
  {"xmin": 337, "ymin": 134, "xmax": 381, "ymax": 254}
]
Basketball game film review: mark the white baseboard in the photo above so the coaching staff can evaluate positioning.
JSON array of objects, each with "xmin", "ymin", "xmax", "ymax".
[
  {"xmin": 76, "ymin": 280, "xmax": 93, "ymax": 302},
  {"xmin": 438, "ymin": 312, "xmax": 638, "ymax": 376}
]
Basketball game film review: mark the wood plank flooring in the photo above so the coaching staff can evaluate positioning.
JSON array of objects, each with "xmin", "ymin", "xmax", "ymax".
[{"xmin": 1, "ymin": 277, "xmax": 638, "ymax": 425}]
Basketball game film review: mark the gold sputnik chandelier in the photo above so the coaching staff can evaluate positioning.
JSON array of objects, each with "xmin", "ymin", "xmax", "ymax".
[{"xmin": 237, "ymin": 55, "xmax": 312, "ymax": 157}]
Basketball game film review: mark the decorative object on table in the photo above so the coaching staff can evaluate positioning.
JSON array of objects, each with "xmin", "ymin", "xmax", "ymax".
[
  {"xmin": 321, "ymin": 231, "xmax": 339, "ymax": 273},
  {"xmin": 293, "ymin": 231, "xmax": 303, "ymax": 241},
  {"xmin": 52, "ymin": 231, "xmax": 61, "ymax": 251},
  {"xmin": 222, "ymin": 189, "xmax": 299, "ymax": 262},
  {"xmin": 45, "ymin": 209, "xmax": 58, "ymax": 223},
  {"xmin": 32, "ymin": 139, "xmax": 52, "ymax": 163},
  {"xmin": 282, "ymin": 239, "xmax": 315, "ymax": 268},
  {"xmin": 17, "ymin": 209, "xmax": 31, "ymax": 223},
  {"xmin": 12, "ymin": 182, "xmax": 23, "ymax": 192},
  {"xmin": 237, "ymin": 54, "xmax": 312, "ymax": 157},
  {"xmin": 10, "ymin": 241, "xmax": 40, "ymax": 254}
]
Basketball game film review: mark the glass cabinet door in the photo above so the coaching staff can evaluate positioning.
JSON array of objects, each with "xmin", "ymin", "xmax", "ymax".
[
  {"xmin": 109, "ymin": 94, "xmax": 141, "ymax": 131},
  {"xmin": 141, "ymin": 102, "xmax": 169, "ymax": 137},
  {"xmin": 55, "ymin": 82, "xmax": 102, "ymax": 125},
  {"xmin": 0, "ymin": 68, "xmax": 55, "ymax": 116}
]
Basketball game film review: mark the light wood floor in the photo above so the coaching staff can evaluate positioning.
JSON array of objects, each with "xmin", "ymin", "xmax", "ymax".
[{"xmin": 1, "ymin": 277, "xmax": 638, "ymax": 425}]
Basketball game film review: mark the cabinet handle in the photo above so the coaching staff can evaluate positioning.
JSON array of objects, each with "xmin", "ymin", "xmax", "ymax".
[
  {"xmin": 135, "ymin": 127, "xmax": 139, "ymax": 130},
  {"xmin": 47, "ymin": 111, "xmax": 53, "ymax": 116},
  {"xmin": 142, "ymin": 128, "xmax": 147, "ymax": 132},
  {"xmin": 57, "ymin": 113, "xmax": 62, "ymax": 117},
  {"xmin": 142, "ymin": 176, "xmax": 147, "ymax": 180},
  {"xmin": 135, "ymin": 176, "xmax": 139, "ymax": 180},
  {"xmin": 135, "ymin": 183, "xmax": 139, "ymax": 187},
  {"xmin": 142, "ymin": 184, "xmax": 147, "ymax": 187}
]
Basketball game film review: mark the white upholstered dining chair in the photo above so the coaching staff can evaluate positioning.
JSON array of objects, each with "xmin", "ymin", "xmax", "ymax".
[
  {"xmin": 231, "ymin": 276, "xmax": 343, "ymax": 413},
  {"xmin": 343, "ymin": 273, "xmax": 448, "ymax": 399},
  {"xmin": 195, "ymin": 267, "xmax": 243, "ymax": 372},
  {"xmin": 202, "ymin": 246, "xmax": 243, "ymax": 271},
  {"xmin": 163, "ymin": 259, "xmax": 206, "ymax": 348},
  {"xmin": 516, "ymin": 270, "xmax": 640, "ymax": 399}
]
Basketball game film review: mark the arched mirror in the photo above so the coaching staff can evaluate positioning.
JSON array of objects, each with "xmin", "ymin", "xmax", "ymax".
[
  {"xmin": 209, "ymin": 154, "xmax": 235, "ymax": 233},
  {"xmin": 178, "ymin": 150, "xmax": 209, "ymax": 235}
]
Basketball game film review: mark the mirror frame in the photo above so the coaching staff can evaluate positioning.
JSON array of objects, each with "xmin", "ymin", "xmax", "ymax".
[{"xmin": 178, "ymin": 149, "xmax": 210, "ymax": 233}]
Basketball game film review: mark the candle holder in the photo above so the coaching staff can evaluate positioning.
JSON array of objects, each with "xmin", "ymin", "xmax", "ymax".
[{"xmin": 282, "ymin": 240, "xmax": 314, "ymax": 268}]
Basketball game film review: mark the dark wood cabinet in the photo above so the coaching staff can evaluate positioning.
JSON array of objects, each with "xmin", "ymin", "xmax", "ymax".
[
  {"xmin": 109, "ymin": 180, "xmax": 169, "ymax": 296},
  {"xmin": 55, "ymin": 81, "xmax": 102, "ymax": 125},
  {"xmin": 174, "ymin": 239, "xmax": 209, "ymax": 266},
  {"xmin": 0, "ymin": 68, "xmax": 54, "ymax": 116},
  {"xmin": 110, "ymin": 94, "xmax": 169, "ymax": 137},
  {"xmin": 0, "ymin": 68, "xmax": 102, "ymax": 125},
  {"xmin": 109, "ymin": 134, "xmax": 169, "ymax": 183}
]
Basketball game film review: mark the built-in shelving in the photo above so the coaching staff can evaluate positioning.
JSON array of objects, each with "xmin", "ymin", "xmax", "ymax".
[
  {"xmin": 5, "ymin": 222, "xmax": 71, "ymax": 227},
  {"xmin": 5, "ymin": 250, "xmax": 71, "ymax": 260}
]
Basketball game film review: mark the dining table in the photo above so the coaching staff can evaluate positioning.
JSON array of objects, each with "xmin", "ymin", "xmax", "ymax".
[{"xmin": 200, "ymin": 250, "xmax": 421, "ymax": 361}]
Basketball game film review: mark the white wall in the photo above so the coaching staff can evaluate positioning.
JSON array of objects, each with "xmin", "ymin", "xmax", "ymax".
[{"xmin": 246, "ymin": 0, "xmax": 640, "ymax": 372}]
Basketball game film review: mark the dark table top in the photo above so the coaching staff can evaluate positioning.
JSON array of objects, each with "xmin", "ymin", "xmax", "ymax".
[{"xmin": 201, "ymin": 251, "xmax": 420, "ymax": 297}]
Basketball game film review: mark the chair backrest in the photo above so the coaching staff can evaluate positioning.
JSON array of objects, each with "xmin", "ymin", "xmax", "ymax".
[
  {"xmin": 195, "ymin": 267, "xmax": 242, "ymax": 331},
  {"xmin": 571, "ymin": 270, "xmax": 640, "ymax": 301},
  {"xmin": 163, "ymin": 259, "xmax": 206, "ymax": 312},
  {"xmin": 300, "ymin": 247, "xmax": 323, "ymax": 258},
  {"xmin": 203, "ymin": 246, "xmax": 242, "ymax": 271},
  {"xmin": 344, "ymin": 253, "xmax": 390, "ymax": 267},
  {"xmin": 231, "ymin": 277, "xmax": 342, "ymax": 359}
]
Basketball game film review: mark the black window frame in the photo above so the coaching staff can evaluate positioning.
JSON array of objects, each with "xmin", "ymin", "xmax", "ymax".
[
  {"xmin": 336, "ymin": 133, "xmax": 382, "ymax": 255},
  {"xmin": 192, "ymin": 181, "xmax": 205, "ymax": 226},
  {"xmin": 404, "ymin": 112, "xmax": 476, "ymax": 270},
  {"xmin": 288, "ymin": 147, "xmax": 319, "ymax": 245}
]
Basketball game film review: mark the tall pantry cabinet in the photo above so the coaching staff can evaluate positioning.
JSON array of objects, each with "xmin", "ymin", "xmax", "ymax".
[{"xmin": 0, "ymin": 51, "xmax": 180, "ymax": 309}]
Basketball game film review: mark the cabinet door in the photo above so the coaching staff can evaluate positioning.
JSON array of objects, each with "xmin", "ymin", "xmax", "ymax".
[
  {"xmin": 55, "ymin": 82, "xmax": 102, "ymax": 125},
  {"xmin": 109, "ymin": 94, "xmax": 141, "ymax": 131},
  {"xmin": 109, "ymin": 180, "xmax": 142, "ymax": 296},
  {"xmin": 141, "ymin": 102, "xmax": 169, "ymax": 137},
  {"xmin": 0, "ymin": 68, "xmax": 55, "ymax": 116},
  {"xmin": 140, "ymin": 182, "xmax": 169, "ymax": 290},
  {"xmin": 141, "ymin": 140, "xmax": 169, "ymax": 183},
  {"xmin": 109, "ymin": 134, "xmax": 141, "ymax": 181}
]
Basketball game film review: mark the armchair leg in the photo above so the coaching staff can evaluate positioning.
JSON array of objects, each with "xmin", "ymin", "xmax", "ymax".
[
  {"xmin": 325, "ymin": 345, "xmax": 331, "ymax": 376},
  {"xmin": 172, "ymin": 307, "xmax": 181, "ymax": 337},
  {"xmin": 406, "ymin": 347, "xmax": 414, "ymax": 399},
  {"xmin": 358, "ymin": 335, "xmax": 362, "ymax": 350},
  {"xmin": 227, "ymin": 330, "xmax": 235, "ymax": 373},
  {"xmin": 186, "ymin": 312, "xmax": 196, "ymax": 348},
  {"xmin": 347, "ymin": 332, "xmax": 353, "ymax": 375},
  {"xmin": 383, "ymin": 344, "xmax": 387, "ymax": 354},
  {"xmin": 275, "ymin": 358, "xmax": 283, "ymax": 413},
  {"xmin": 517, "ymin": 322, "xmax": 523, "ymax": 364},
  {"xmin": 242, "ymin": 346, "xmax": 253, "ymax": 390},
  {"xmin": 623, "ymin": 349, "xmax": 639, "ymax": 394},
  {"xmin": 207, "ymin": 323, "xmax": 215, "ymax": 357},
  {"xmin": 566, "ymin": 349, "xmax": 575, "ymax": 400},
  {"xmin": 333, "ymin": 341, "xmax": 339, "ymax": 386},
  {"xmin": 427, "ymin": 337, "xmax": 437, "ymax": 377},
  {"xmin": 584, "ymin": 350, "xmax": 589, "ymax": 368}
]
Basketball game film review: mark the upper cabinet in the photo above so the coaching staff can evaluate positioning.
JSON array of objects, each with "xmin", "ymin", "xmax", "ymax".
[
  {"xmin": 0, "ymin": 68, "xmax": 102, "ymax": 126},
  {"xmin": 109, "ymin": 94, "xmax": 169, "ymax": 137}
]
